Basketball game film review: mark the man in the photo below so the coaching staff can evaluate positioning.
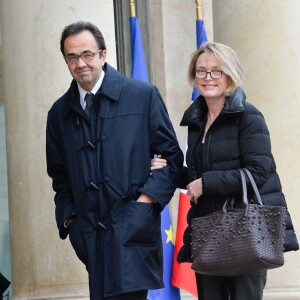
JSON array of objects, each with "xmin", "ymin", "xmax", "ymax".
[{"xmin": 46, "ymin": 21, "xmax": 183, "ymax": 300}]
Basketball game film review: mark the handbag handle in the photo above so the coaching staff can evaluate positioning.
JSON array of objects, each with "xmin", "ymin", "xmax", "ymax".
[
  {"xmin": 241, "ymin": 168, "xmax": 263, "ymax": 205},
  {"xmin": 239, "ymin": 168, "xmax": 249, "ymax": 209},
  {"xmin": 220, "ymin": 169, "xmax": 263, "ymax": 222}
]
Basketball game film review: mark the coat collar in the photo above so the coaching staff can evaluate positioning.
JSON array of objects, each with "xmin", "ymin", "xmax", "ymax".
[
  {"xmin": 63, "ymin": 63, "xmax": 122, "ymax": 118},
  {"xmin": 99, "ymin": 63, "xmax": 122, "ymax": 101},
  {"xmin": 180, "ymin": 86, "xmax": 246, "ymax": 126}
]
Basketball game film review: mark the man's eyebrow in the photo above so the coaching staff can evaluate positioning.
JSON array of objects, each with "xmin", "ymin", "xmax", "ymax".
[{"xmin": 65, "ymin": 50, "xmax": 93, "ymax": 56}]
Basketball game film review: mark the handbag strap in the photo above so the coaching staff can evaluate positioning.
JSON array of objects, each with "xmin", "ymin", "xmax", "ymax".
[
  {"xmin": 239, "ymin": 169, "xmax": 249, "ymax": 209},
  {"xmin": 242, "ymin": 168, "xmax": 263, "ymax": 205},
  {"xmin": 222, "ymin": 169, "xmax": 248, "ymax": 216},
  {"xmin": 219, "ymin": 169, "xmax": 263, "ymax": 223}
]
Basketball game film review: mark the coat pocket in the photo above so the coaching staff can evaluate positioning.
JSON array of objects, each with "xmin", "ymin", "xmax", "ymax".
[
  {"xmin": 123, "ymin": 200, "xmax": 160, "ymax": 245},
  {"xmin": 68, "ymin": 219, "xmax": 88, "ymax": 265}
]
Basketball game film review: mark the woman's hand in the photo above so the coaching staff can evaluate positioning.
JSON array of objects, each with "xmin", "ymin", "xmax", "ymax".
[
  {"xmin": 186, "ymin": 178, "xmax": 203, "ymax": 204},
  {"xmin": 151, "ymin": 154, "xmax": 167, "ymax": 171}
]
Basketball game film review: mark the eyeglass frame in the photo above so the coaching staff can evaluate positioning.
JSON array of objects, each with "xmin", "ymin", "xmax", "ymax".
[
  {"xmin": 195, "ymin": 70, "xmax": 223, "ymax": 79},
  {"xmin": 64, "ymin": 49, "xmax": 103, "ymax": 64}
]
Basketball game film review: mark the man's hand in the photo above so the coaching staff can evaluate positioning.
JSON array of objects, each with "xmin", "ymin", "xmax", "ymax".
[
  {"xmin": 64, "ymin": 218, "xmax": 74, "ymax": 228},
  {"xmin": 137, "ymin": 194, "xmax": 155, "ymax": 203}
]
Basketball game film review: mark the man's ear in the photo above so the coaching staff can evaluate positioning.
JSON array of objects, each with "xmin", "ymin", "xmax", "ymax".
[{"xmin": 101, "ymin": 49, "xmax": 107, "ymax": 62}]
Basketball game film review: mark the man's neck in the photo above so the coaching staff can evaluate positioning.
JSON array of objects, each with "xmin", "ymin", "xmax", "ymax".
[{"xmin": 77, "ymin": 70, "xmax": 105, "ymax": 94}]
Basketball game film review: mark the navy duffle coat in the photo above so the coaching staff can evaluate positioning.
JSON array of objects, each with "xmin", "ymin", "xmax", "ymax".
[{"xmin": 46, "ymin": 63, "xmax": 183, "ymax": 299}]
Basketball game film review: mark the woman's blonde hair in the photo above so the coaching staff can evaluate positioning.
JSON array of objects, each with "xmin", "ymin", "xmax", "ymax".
[{"xmin": 188, "ymin": 42, "xmax": 244, "ymax": 95}]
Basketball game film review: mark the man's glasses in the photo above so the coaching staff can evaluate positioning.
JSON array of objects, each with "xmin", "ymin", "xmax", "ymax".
[
  {"xmin": 64, "ymin": 50, "xmax": 102, "ymax": 64},
  {"xmin": 195, "ymin": 70, "xmax": 223, "ymax": 79}
]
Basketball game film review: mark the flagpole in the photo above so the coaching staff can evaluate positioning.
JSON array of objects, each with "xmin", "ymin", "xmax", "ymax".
[
  {"xmin": 195, "ymin": 0, "xmax": 202, "ymax": 20},
  {"xmin": 129, "ymin": 0, "xmax": 136, "ymax": 17}
]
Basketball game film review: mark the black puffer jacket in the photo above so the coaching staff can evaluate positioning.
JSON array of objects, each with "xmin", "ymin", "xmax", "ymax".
[{"xmin": 177, "ymin": 87, "xmax": 299, "ymax": 263}]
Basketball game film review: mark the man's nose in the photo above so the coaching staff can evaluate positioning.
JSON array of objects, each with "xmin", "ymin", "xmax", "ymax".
[{"xmin": 77, "ymin": 57, "xmax": 87, "ymax": 67}]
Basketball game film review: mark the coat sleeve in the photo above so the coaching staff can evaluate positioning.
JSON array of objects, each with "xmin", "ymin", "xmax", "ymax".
[
  {"xmin": 46, "ymin": 109, "xmax": 76, "ymax": 239},
  {"xmin": 138, "ymin": 86, "xmax": 183, "ymax": 209},
  {"xmin": 178, "ymin": 166, "xmax": 189, "ymax": 190},
  {"xmin": 202, "ymin": 108, "xmax": 273, "ymax": 196}
]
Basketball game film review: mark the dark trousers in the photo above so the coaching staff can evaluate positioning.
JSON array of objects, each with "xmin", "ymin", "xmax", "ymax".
[
  {"xmin": 104, "ymin": 290, "xmax": 148, "ymax": 300},
  {"xmin": 196, "ymin": 271, "xmax": 267, "ymax": 300}
]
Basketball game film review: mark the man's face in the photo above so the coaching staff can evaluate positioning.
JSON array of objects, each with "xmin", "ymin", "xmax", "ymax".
[{"xmin": 63, "ymin": 30, "xmax": 106, "ymax": 91}]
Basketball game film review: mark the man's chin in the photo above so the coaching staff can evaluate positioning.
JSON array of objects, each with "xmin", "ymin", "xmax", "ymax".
[{"xmin": 78, "ymin": 77, "xmax": 92, "ymax": 85}]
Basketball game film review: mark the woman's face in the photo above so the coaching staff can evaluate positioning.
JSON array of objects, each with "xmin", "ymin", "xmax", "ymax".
[{"xmin": 194, "ymin": 53, "xmax": 231, "ymax": 101}]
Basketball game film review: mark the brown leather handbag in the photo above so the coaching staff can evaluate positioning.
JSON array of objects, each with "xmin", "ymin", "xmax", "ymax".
[{"xmin": 191, "ymin": 168, "xmax": 286, "ymax": 276}]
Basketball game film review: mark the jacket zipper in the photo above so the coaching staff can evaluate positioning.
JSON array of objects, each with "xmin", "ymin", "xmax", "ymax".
[
  {"xmin": 206, "ymin": 131, "xmax": 215, "ymax": 213},
  {"xmin": 206, "ymin": 133, "xmax": 211, "ymax": 171}
]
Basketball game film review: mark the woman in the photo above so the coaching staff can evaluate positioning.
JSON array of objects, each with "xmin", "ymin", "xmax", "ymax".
[{"xmin": 152, "ymin": 42, "xmax": 298, "ymax": 300}]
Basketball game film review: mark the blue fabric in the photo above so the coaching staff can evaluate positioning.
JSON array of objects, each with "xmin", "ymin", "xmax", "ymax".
[
  {"xmin": 147, "ymin": 206, "xmax": 181, "ymax": 300},
  {"xmin": 129, "ymin": 16, "xmax": 149, "ymax": 82},
  {"xmin": 192, "ymin": 19, "xmax": 208, "ymax": 101}
]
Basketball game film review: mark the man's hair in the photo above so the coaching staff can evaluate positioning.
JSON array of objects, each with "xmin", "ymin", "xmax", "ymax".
[
  {"xmin": 188, "ymin": 42, "xmax": 244, "ymax": 95},
  {"xmin": 60, "ymin": 21, "xmax": 106, "ymax": 56}
]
